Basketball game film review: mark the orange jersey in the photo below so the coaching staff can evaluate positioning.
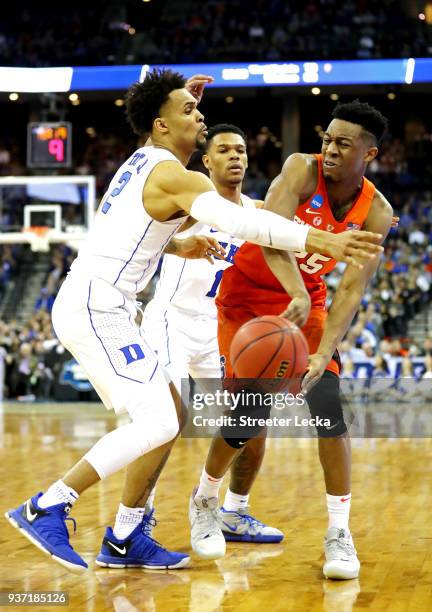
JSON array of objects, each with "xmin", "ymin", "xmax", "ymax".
[{"xmin": 217, "ymin": 154, "xmax": 376, "ymax": 311}]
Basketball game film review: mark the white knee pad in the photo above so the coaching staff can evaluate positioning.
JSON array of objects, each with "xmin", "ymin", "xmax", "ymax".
[
  {"xmin": 126, "ymin": 374, "xmax": 180, "ymax": 446},
  {"xmin": 84, "ymin": 422, "xmax": 152, "ymax": 479},
  {"xmin": 84, "ymin": 376, "xmax": 179, "ymax": 479},
  {"xmin": 130, "ymin": 401, "xmax": 179, "ymax": 447}
]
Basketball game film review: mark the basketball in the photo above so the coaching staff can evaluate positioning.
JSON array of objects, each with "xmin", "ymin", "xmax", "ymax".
[{"xmin": 230, "ymin": 315, "xmax": 309, "ymax": 392}]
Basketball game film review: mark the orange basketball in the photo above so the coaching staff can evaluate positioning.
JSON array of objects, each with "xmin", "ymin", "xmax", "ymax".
[{"xmin": 230, "ymin": 315, "xmax": 309, "ymax": 393}]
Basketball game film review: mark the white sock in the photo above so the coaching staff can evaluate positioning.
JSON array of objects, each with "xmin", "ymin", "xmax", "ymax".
[
  {"xmin": 38, "ymin": 480, "xmax": 79, "ymax": 508},
  {"xmin": 195, "ymin": 468, "xmax": 224, "ymax": 501},
  {"xmin": 146, "ymin": 487, "xmax": 156, "ymax": 512},
  {"xmin": 326, "ymin": 493, "xmax": 351, "ymax": 531},
  {"xmin": 113, "ymin": 503, "xmax": 146, "ymax": 540},
  {"xmin": 223, "ymin": 489, "xmax": 249, "ymax": 513}
]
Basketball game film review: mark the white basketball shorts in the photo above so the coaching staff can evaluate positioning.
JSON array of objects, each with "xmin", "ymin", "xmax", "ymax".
[
  {"xmin": 142, "ymin": 300, "xmax": 222, "ymax": 394},
  {"xmin": 52, "ymin": 276, "xmax": 172, "ymax": 415}
]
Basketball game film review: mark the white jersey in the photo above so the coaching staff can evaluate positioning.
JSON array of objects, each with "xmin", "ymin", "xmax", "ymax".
[
  {"xmin": 70, "ymin": 146, "xmax": 187, "ymax": 301},
  {"xmin": 150, "ymin": 194, "xmax": 255, "ymax": 319}
]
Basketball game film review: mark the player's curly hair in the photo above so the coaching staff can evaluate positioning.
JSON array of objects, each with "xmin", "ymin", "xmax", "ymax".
[
  {"xmin": 332, "ymin": 99, "xmax": 388, "ymax": 144},
  {"xmin": 125, "ymin": 68, "xmax": 186, "ymax": 135},
  {"xmin": 204, "ymin": 123, "xmax": 247, "ymax": 151}
]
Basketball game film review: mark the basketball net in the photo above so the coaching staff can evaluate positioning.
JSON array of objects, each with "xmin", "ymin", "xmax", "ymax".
[{"xmin": 23, "ymin": 226, "xmax": 51, "ymax": 252}]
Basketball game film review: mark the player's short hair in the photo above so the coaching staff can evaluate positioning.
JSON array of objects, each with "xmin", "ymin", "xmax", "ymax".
[
  {"xmin": 204, "ymin": 123, "xmax": 247, "ymax": 151},
  {"xmin": 125, "ymin": 68, "xmax": 186, "ymax": 135},
  {"xmin": 332, "ymin": 100, "xmax": 388, "ymax": 144}
]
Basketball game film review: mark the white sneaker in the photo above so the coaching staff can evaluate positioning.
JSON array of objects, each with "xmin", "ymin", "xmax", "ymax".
[
  {"xmin": 189, "ymin": 490, "xmax": 226, "ymax": 560},
  {"xmin": 323, "ymin": 527, "xmax": 360, "ymax": 580}
]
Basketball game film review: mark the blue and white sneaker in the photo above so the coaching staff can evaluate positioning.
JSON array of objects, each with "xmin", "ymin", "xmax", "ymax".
[
  {"xmin": 218, "ymin": 507, "xmax": 284, "ymax": 543},
  {"xmin": 5, "ymin": 492, "xmax": 87, "ymax": 573},
  {"xmin": 96, "ymin": 509, "xmax": 190, "ymax": 569}
]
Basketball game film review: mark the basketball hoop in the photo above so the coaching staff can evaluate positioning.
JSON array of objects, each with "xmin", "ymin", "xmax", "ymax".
[{"xmin": 23, "ymin": 226, "xmax": 51, "ymax": 252}]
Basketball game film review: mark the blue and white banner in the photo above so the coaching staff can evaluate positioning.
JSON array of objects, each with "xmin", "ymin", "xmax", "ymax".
[{"xmin": 0, "ymin": 58, "xmax": 431, "ymax": 92}]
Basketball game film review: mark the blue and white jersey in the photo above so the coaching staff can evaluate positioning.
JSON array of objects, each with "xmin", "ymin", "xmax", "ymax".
[
  {"xmin": 70, "ymin": 146, "xmax": 187, "ymax": 301},
  {"xmin": 149, "ymin": 194, "xmax": 255, "ymax": 319}
]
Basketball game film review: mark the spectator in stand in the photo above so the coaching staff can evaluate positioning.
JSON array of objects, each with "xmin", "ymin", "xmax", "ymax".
[
  {"xmin": 1, "ymin": 311, "xmax": 58, "ymax": 400},
  {"xmin": 31, "ymin": 246, "xmax": 73, "ymax": 315},
  {"xmin": 368, "ymin": 353, "xmax": 394, "ymax": 400},
  {"xmin": 422, "ymin": 337, "xmax": 432, "ymax": 357},
  {"xmin": 372, "ymin": 354, "xmax": 390, "ymax": 377},
  {"xmin": 400, "ymin": 357, "xmax": 414, "ymax": 378},
  {"xmin": 9, "ymin": 342, "xmax": 35, "ymax": 399},
  {"xmin": 0, "ymin": 245, "xmax": 20, "ymax": 301},
  {"xmin": 341, "ymin": 357, "xmax": 355, "ymax": 379},
  {"xmin": 422, "ymin": 355, "xmax": 432, "ymax": 378},
  {"xmin": 35, "ymin": 288, "xmax": 56, "ymax": 314},
  {"xmin": 409, "ymin": 223, "xmax": 427, "ymax": 246},
  {"xmin": 394, "ymin": 356, "xmax": 419, "ymax": 401},
  {"xmin": 416, "ymin": 354, "xmax": 432, "ymax": 400}
]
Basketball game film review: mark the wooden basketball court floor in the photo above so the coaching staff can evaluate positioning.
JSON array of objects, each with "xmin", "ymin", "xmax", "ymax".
[{"xmin": 1, "ymin": 402, "xmax": 431, "ymax": 611}]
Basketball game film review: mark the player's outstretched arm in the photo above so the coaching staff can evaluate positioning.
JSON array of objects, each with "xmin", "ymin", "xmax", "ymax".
[
  {"xmin": 145, "ymin": 162, "xmax": 383, "ymax": 262},
  {"xmin": 305, "ymin": 228, "xmax": 383, "ymax": 270},
  {"xmin": 145, "ymin": 161, "xmax": 310, "ymax": 251},
  {"xmin": 302, "ymin": 193, "xmax": 394, "ymax": 392}
]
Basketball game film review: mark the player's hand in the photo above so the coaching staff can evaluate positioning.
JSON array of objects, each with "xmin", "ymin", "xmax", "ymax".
[
  {"xmin": 280, "ymin": 293, "xmax": 311, "ymax": 328},
  {"xmin": 176, "ymin": 235, "xmax": 226, "ymax": 264},
  {"xmin": 301, "ymin": 353, "xmax": 329, "ymax": 394},
  {"xmin": 319, "ymin": 230, "xmax": 383, "ymax": 269},
  {"xmin": 391, "ymin": 216, "xmax": 399, "ymax": 229},
  {"xmin": 185, "ymin": 74, "xmax": 214, "ymax": 104}
]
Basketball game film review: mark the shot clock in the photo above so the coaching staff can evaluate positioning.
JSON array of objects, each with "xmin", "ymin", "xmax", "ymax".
[{"xmin": 27, "ymin": 122, "xmax": 72, "ymax": 168}]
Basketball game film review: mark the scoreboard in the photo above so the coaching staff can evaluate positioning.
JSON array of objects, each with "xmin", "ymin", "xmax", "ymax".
[{"xmin": 27, "ymin": 122, "xmax": 72, "ymax": 168}]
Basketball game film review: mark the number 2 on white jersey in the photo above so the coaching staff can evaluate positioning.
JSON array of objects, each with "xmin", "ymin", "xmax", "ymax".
[
  {"xmin": 101, "ymin": 171, "xmax": 132, "ymax": 214},
  {"xmin": 100, "ymin": 152, "xmax": 148, "ymax": 214}
]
